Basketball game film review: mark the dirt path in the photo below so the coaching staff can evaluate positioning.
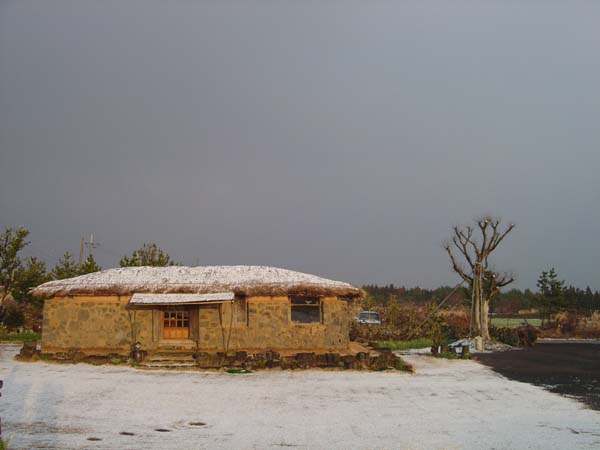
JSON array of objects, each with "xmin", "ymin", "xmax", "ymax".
[
  {"xmin": 475, "ymin": 341, "xmax": 600, "ymax": 410},
  {"xmin": 1, "ymin": 344, "xmax": 599, "ymax": 449}
]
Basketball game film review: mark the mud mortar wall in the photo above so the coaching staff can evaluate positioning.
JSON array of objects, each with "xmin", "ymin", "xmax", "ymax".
[
  {"xmin": 41, "ymin": 295, "xmax": 351, "ymax": 354},
  {"xmin": 41, "ymin": 295, "xmax": 153, "ymax": 354}
]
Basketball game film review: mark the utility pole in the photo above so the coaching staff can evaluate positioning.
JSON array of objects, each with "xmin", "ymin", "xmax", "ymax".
[
  {"xmin": 78, "ymin": 237, "xmax": 85, "ymax": 265},
  {"xmin": 79, "ymin": 234, "xmax": 100, "ymax": 263}
]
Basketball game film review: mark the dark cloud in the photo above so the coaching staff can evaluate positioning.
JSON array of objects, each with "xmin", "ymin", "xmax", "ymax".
[{"xmin": 1, "ymin": 1, "xmax": 599, "ymax": 289}]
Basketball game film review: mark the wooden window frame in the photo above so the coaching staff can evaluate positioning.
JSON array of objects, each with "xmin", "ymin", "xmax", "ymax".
[
  {"xmin": 289, "ymin": 296, "xmax": 322, "ymax": 324},
  {"xmin": 161, "ymin": 306, "xmax": 190, "ymax": 339}
]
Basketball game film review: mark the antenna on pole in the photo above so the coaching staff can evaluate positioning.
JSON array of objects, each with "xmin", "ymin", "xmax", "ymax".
[{"xmin": 82, "ymin": 234, "xmax": 100, "ymax": 261}]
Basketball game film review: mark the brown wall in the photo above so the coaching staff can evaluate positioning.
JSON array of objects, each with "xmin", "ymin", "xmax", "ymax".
[
  {"xmin": 197, "ymin": 296, "xmax": 351, "ymax": 351},
  {"xmin": 41, "ymin": 295, "xmax": 153, "ymax": 354},
  {"xmin": 41, "ymin": 294, "xmax": 352, "ymax": 355}
]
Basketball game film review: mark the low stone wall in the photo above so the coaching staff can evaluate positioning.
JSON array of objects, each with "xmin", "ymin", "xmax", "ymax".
[
  {"xmin": 194, "ymin": 349, "xmax": 411, "ymax": 371},
  {"xmin": 18, "ymin": 342, "xmax": 411, "ymax": 372}
]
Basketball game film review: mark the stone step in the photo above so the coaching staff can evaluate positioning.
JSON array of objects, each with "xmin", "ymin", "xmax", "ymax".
[
  {"xmin": 147, "ymin": 354, "xmax": 196, "ymax": 361},
  {"xmin": 139, "ymin": 361, "xmax": 198, "ymax": 369},
  {"xmin": 157, "ymin": 340, "xmax": 196, "ymax": 350}
]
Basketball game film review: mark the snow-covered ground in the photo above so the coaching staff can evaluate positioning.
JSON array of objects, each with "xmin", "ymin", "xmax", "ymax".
[{"xmin": 1, "ymin": 344, "xmax": 599, "ymax": 450}]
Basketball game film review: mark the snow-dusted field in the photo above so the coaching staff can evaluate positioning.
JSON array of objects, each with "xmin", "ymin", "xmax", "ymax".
[{"xmin": 1, "ymin": 344, "xmax": 599, "ymax": 450}]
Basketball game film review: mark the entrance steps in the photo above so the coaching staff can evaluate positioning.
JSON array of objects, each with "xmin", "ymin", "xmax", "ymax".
[{"xmin": 139, "ymin": 351, "xmax": 197, "ymax": 369}]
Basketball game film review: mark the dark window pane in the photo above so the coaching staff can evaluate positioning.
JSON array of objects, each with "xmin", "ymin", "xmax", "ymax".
[{"xmin": 291, "ymin": 305, "xmax": 320, "ymax": 323}]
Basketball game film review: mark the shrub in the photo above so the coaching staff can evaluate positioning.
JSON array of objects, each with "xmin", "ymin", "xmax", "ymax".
[
  {"xmin": 490, "ymin": 325, "xmax": 538, "ymax": 347},
  {"xmin": 0, "ymin": 435, "xmax": 13, "ymax": 450},
  {"xmin": 556, "ymin": 312, "xmax": 578, "ymax": 334},
  {"xmin": 0, "ymin": 331, "xmax": 40, "ymax": 342},
  {"xmin": 440, "ymin": 312, "xmax": 470, "ymax": 340},
  {"xmin": 516, "ymin": 325, "xmax": 539, "ymax": 346},
  {"xmin": 1, "ymin": 305, "xmax": 25, "ymax": 329},
  {"xmin": 490, "ymin": 326, "xmax": 519, "ymax": 346},
  {"xmin": 350, "ymin": 304, "xmax": 472, "ymax": 344}
]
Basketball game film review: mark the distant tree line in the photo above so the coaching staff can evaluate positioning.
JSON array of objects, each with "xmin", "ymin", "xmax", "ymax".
[
  {"xmin": 362, "ymin": 284, "xmax": 470, "ymax": 307},
  {"xmin": 362, "ymin": 269, "xmax": 600, "ymax": 318}
]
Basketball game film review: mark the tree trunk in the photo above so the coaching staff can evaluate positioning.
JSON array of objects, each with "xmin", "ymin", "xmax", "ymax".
[
  {"xmin": 481, "ymin": 297, "xmax": 491, "ymax": 341},
  {"xmin": 472, "ymin": 275, "xmax": 481, "ymax": 336}
]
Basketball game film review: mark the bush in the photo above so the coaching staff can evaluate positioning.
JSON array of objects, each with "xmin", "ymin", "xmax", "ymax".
[
  {"xmin": 490, "ymin": 325, "xmax": 538, "ymax": 347},
  {"xmin": 556, "ymin": 312, "xmax": 578, "ymax": 334},
  {"xmin": 350, "ymin": 304, "xmax": 472, "ymax": 344},
  {"xmin": 490, "ymin": 326, "xmax": 520, "ymax": 346},
  {"xmin": 0, "ymin": 331, "xmax": 40, "ymax": 342},
  {"xmin": 1, "ymin": 305, "xmax": 25, "ymax": 329},
  {"xmin": 0, "ymin": 436, "xmax": 13, "ymax": 450},
  {"xmin": 440, "ymin": 312, "xmax": 470, "ymax": 340},
  {"xmin": 516, "ymin": 325, "xmax": 539, "ymax": 346}
]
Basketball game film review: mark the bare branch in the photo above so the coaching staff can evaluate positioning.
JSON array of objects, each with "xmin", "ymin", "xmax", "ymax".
[
  {"xmin": 452, "ymin": 225, "xmax": 480, "ymax": 268},
  {"xmin": 489, "ymin": 222, "xmax": 515, "ymax": 252},
  {"xmin": 494, "ymin": 272, "xmax": 516, "ymax": 287},
  {"xmin": 444, "ymin": 244, "xmax": 473, "ymax": 283},
  {"xmin": 451, "ymin": 235, "xmax": 475, "ymax": 270}
]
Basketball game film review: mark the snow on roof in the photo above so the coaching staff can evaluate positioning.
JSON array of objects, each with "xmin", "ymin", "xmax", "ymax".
[
  {"xmin": 31, "ymin": 265, "xmax": 361, "ymax": 298},
  {"xmin": 129, "ymin": 292, "xmax": 235, "ymax": 305}
]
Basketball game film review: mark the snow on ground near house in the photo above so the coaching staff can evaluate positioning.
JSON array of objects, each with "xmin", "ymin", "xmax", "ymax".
[{"xmin": 1, "ymin": 344, "xmax": 599, "ymax": 450}]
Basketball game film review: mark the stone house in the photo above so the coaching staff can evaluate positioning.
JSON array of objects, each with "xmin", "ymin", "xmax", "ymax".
[{"xmin": 32, "ymin": 265, "xmax": 362, "ymax": 356}]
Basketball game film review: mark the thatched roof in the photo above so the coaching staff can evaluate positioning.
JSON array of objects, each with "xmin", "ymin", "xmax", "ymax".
[{"xmin": 31, "ymin": 265, "xmax": 362, "ymax": 298}]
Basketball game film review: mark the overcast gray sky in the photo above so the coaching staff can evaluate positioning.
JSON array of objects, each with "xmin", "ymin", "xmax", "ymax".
[{"xmin": 1, "ymin": 0, "xmax": 599, "ymax": 290}]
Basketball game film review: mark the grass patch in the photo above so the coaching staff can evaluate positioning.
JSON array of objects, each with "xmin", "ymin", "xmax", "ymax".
[
  {"xmin": 0, "ymin": 332, "xmax": 40, "ymax": 342},
  {"xmin": 491, "ymin": 317, "xmax": 542, "ymax": 328},
  {"xmin": 376, "ymin": 338, "xmax": 433, "ymax": 351}
]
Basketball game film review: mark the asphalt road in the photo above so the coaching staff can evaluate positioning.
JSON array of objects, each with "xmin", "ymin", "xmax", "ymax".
[{"xmin": 476, "ymin": 341, "xmax": 600, "ymax": 410}]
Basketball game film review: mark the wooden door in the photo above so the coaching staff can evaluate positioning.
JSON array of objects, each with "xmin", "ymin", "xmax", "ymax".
[{"xmin": 162, "ymin": 307, "xmax": 190, "ymax": 339}]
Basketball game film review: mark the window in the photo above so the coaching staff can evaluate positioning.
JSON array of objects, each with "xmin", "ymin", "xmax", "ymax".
[
  {"xmin": 290, "ymin": 296, "xmax": 321, "ymax": 323},
  {"xmin": 162, "ymin": 307, "xmax": 190, "ymax": 339}
]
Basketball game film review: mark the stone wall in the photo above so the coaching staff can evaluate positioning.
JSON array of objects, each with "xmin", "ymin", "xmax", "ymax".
[
  {"xmin": 41, "ymin": 295, "xmax": 153, "ymax": 355},
  {"xmin": 42, "ymin": 294, "xmax": 352, "ymax": 354},
  {"xmin": 194, "ymin": 296, "xmax": 351, "ymax": 351}
]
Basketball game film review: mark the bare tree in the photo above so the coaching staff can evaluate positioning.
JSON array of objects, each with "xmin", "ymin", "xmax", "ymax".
[{"xmin": 444, "ymin": 216, "xmax": 515, "ymax": 340}]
